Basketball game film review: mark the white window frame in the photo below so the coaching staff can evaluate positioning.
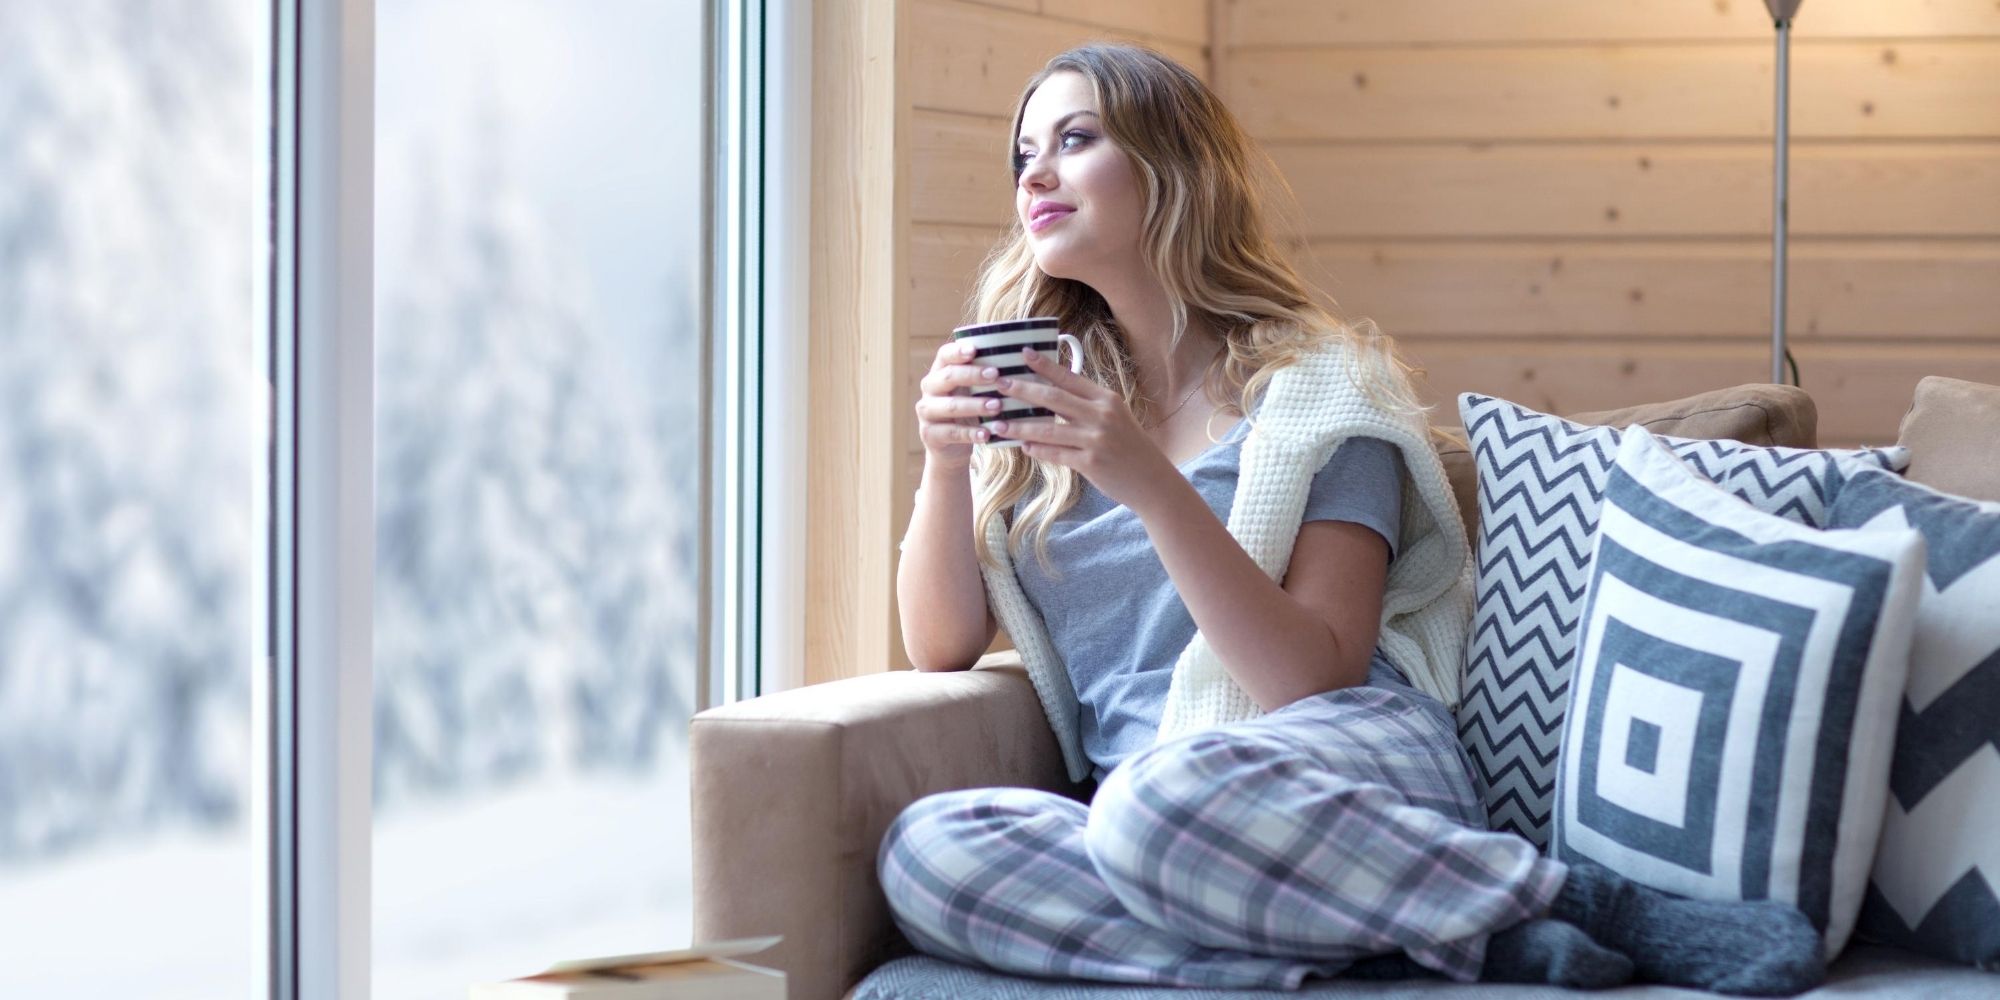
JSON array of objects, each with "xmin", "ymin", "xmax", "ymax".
[
  {"xmin": 715, "ymin": 0, "xmax": 811, "ymax": 703},
  {"xmin": 274, "ymin": 0, "xmax": 784, "ymax": 996},
  {"xmin": 272, "ymin": 1, "xmax": 375, "ymax": 998},
  {"xmin": 756, "ymin": 0, "xmax": 813, "ymax": 697}
]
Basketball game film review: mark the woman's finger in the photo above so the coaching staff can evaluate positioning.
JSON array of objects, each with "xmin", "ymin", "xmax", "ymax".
[
  {"xmin": 920, "ymin": 394, "xmax": 1003, "ymax": 420},
  {"xmin": 983, "ymin": 417, "xmax": 1084, "ymax": 449},
  {"xmin": 925, "ymin": 421, "xmax": 989, "ymax": 446},
  {"xmin": 1019, "ymin": 347, "xmax": 1097, "ymax": 396},
  {"xmin": 995, "ymin": 374, "xmax": 1077, "ymax": 418}
]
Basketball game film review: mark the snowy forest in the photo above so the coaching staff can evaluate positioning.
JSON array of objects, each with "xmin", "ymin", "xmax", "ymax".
[{"xmin": 0, "ymin": 0, "xmax": 703, "ymax": 873}]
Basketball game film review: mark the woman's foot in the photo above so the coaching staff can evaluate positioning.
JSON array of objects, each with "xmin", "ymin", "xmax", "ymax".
[
  {"xmin": 1482, "ymin": 917, "xmax": 1635, "ymax": 989},
  {"xmin": 1549, "ymin": 861, "xmax": 1827, "ymax": 996}
]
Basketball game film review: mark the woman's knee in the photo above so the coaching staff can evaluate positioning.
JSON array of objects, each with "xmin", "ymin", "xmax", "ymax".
[
  {"xmin": 878, "ymin": 787, "xmax": 1083, "ymax": 892},
  {"xmin": 1084, "ymin": 734, "xmax": 1301, "ymax": 871}
]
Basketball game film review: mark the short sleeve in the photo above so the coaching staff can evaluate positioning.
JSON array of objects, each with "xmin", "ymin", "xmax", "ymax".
[{"xmin": 1301, "ymin": 435, "xmax": 1405, "ymax": 558}]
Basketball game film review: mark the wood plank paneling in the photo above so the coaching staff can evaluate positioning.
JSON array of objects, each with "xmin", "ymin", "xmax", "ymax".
[
  {"xmin": 1274, "ymin": 141, "xmax": 2000, "ymax": 239},
  {"xmin": 910, "ymin": 223, "xmax": 1000, "ymax": 338},
  {"xmin": 809, "ymin": 0, "xmax": 905, "ymax": 682},
  {"xmin": 1225, "ymin": 0, "xmax": 2000, "ymax": 47},
  {"xmin": 910, "ymin": 0, "xmax": 1209, "ymax": 119},
  {"xmin": 912, "ymin": 110, "xmax": 1014, "ymax": 226},
  {"xmin": 1060, "ymin": 0, "xmax": 1210, "ymax": 45},
  {"xmin": 1225, "ymin": 42, "xmax": 2000, "ymax": 141},
  {"xmin": 1406, "ymin": 338, "xmax": 2000, "ymax": 446},
  {"xmin": 1294, "ymin": 240, "xmax": 2000, "ymax": 340}
]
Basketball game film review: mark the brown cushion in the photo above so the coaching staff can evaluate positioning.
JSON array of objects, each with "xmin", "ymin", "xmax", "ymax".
[
  {"xmin": 1435, "ymin": 383, "xmax": 1819, "ymax": 544},
  {"xmin": 1897, "ymin": 376, "xmax": 2000, "ymax": 502}
]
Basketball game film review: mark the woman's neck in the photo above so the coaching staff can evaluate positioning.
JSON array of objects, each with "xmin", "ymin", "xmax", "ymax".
[{"xmin": 1091, "ymin": 266, "xmax": 1220, "ymax": 411}]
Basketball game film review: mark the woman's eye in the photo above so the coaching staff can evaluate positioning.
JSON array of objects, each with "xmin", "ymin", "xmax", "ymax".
[{"xmin": 1011, "ymin": 132, "xmax": 1094, "ymax": 174}]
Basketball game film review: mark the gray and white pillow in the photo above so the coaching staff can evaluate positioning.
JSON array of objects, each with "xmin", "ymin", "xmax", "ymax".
[
  {"xmin": 1456, "ymin": 393, "xmax": 1910, "ymax": 848},
  {"xmin": 1831, "ymin": 468, "xmax": 2000, "ymax": 969},
  {"xmin": 1552, "ymin": 429, "xmax": 1924, "ymax": 955}
]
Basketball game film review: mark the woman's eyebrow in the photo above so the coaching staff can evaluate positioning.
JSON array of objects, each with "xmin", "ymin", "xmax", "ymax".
[{"xmin": 1017, "ymin": 110, "xmax": 1100, "ymax": 146}]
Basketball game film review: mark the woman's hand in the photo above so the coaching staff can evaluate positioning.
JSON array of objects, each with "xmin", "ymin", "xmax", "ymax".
[
  {"xmin": 915, "ymin": 340, "xmax": 1006, "ymax": 472},
  {"xmin": 986, "ymin": 346, "xmax": 1181, "ymax": 512}
]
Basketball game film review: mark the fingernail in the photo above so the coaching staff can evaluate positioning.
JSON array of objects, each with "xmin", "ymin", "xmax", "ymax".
[
  {"xmin": 984, "ymin": 399, "xmax": 1001, "ymax": 411},
  {"xmin": 990, "ymin": 420, "xmax": 1008, "ymax": 432},
  {"xmin": 1022, "ymin": 347, "xmax": 1039, "ymax": 359},
  {"xmin": 982, "ymin": 366, "xmax": 998, "ymax": 379},
  {"xmin": 996, "ymin": 377, "xmax": 1011, "ymax": 388},
  {"xmin": 962, "ymin": 343, "xmax": 974, "ymax": 356}
]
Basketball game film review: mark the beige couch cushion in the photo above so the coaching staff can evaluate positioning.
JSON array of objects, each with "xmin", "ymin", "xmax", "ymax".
[
  {"xmin": 1435, "ymin": 384, "xmax": 1818, "ymax": 544},
  {"xmin": 1897, "ymin": 376, "xmax": 2000, "ymax": 502},
  {"xmin": 690, "ymin": 655, "xmax": 1082, "ymax": 1000}
]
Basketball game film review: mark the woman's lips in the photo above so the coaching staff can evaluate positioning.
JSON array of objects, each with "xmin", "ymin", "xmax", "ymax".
[{"xmin": 1028, "ymin": 207, "xmax": 1074, "ymax": 233}]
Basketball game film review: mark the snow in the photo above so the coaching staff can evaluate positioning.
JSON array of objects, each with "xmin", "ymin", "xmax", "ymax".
[
  {"xmin": 375, "ymin": 768, "xmax": 695, "ymax": 999},
  {"xmin": 0, "ymin": 768, "xmax": 693, "ymax": 998},
  {"xmin": 3, "ymin": 0, "xmax": 712, "ymax": 994}
]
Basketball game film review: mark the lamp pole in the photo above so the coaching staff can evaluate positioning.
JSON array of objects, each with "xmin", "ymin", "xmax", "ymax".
[{"xmin": 1765, "ymin": 0, "xmax": 1804, "ymax": 385}]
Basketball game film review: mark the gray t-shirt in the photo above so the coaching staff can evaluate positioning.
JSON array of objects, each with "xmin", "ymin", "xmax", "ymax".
[{"xmin": 1011, "ymin": 406, "xmax": 1410, "ymax": 783}]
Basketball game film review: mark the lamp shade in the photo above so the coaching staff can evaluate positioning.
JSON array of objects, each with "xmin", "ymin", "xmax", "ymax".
[{"xmin": 1763, "ymin": 0, "xmax": 1804, "ymax": 19}]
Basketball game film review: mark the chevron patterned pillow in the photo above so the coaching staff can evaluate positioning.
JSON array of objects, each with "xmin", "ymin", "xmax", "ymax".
[
  {"xmin": 1553, "ymin": 428, "xmax": 1923, "ymax": 957},
  {"xmin": 1829, "ymin": 467, "xmax": 2000, "ymax": 969},
  {"xmin": 1456, "ymin": 393, "xmax": 1910, "ymax": 848}
]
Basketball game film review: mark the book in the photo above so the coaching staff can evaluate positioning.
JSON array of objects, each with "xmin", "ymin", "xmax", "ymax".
[{"xmin": 469, "ymin": 935, "xmax": 785, "ymax": 1000}]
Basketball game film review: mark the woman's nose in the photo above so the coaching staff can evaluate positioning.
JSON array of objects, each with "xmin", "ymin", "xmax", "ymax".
[{"xmin": 1018, "ymin": 152, "xmax": 1055, "ymax": 191}]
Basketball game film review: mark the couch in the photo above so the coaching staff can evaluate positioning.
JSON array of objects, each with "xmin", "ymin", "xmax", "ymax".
[{"xmin": 689, "ymin": 377, "xmax": 2000, "ymax": 1000}]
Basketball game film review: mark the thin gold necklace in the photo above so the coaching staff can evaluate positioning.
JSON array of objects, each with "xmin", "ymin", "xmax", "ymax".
[
  {"xmin": 1145, "ymin": 345, "xmax": 1220, "ymax": 429},
  {"xmin": 1148, "ymin": 377, "xmax": 1206, "ymax": 429}
]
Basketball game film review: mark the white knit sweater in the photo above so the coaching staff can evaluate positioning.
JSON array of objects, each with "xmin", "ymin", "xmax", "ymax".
[{"xmin": 979, "ymin": 338, "xmax": 1475, "ymax": 784}]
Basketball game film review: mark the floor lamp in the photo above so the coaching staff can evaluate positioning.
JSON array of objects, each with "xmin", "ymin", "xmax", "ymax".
[{"xmin": 1765, "ymin": 0, "xmax": 1804, "ymax": 385}]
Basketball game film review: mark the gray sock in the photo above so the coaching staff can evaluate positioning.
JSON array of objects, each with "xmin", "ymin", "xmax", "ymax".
[
  {"xmin": 1549, "ymin": 860, "xmax": 1826, "ymax": 996},
  {"xmin": 1337, "ymin": 919, "xmax": 1632, "ymax": 989},
  {"xmin": 1481, "ymin": 917, "xmax": 1635, "ymax": 989}
]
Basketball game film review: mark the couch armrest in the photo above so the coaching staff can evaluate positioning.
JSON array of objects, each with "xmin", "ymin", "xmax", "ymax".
[{"xmin": 689, "ymin": 651, "xmax": 1088, "ymax": 1000}]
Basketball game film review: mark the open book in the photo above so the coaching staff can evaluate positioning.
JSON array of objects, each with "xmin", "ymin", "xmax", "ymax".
[{"xmin": 468, "ymin": 936, "xmax": 784, "ymax": 1000}]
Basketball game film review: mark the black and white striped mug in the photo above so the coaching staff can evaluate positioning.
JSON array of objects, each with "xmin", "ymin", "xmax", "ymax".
[{"xmin": 951, "ymin": 317, "xmax": 1084, "ymax": 448}]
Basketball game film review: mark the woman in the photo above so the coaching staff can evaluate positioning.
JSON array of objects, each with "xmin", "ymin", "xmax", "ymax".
[{"xmin": 882, "ymin": 44, "xmax": 1822, "ymax": 994}]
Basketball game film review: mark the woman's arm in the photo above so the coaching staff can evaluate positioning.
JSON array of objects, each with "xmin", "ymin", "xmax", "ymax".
[
  {"xmin": 897, "ymin": 458, "xmax": 1001, "ymax": 671},
  {"xmin": 984, "ymin": 347, "xmax": 1387, "ymax": 706},
  {"xmin": 1129, "ymin": 480, "xmax": 1389, "ymax": 712}
]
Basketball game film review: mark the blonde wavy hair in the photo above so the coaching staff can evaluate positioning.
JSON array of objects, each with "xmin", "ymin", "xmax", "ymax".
[{"xmin": 971, "ymin": 43, "xmax": 1428, "ymax": 577}]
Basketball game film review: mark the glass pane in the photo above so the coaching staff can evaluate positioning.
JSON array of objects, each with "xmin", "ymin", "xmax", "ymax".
[
  {"xmin": 372, "ymin": 2, "xmax": 704, "ymax": 996},
  {"xmin": 0, "ymin": 1, "xmax": 270, "ymax": 997}
]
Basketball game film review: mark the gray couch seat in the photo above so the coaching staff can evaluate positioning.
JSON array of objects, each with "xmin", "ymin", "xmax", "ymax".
[{"xmin": 849, "ymin": 946, "xmax": 1995, "ymax": 999}]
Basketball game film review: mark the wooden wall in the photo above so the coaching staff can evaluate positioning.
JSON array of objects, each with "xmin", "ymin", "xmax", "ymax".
[
  {"xmin": 1215, "ymin": 0, "xmax": 2000, "ymax": 446},
  {"xmin": 806, "ymin": 0, "xmax": 903, "ymax": 685},
  {"xmin": 827, "ymin": 0, "xmax": 2000, "ymax": 681}
]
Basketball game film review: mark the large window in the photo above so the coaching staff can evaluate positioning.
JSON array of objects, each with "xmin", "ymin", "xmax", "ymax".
[
  {"xmin": 2, "ymin": 0, "xmax": 760, "ymax": 995},
  {"xmin": 0, "ymin": 0, "xmax": 270, "ymax": 996},
  {"xmin": 370, "ymin": 1, "xmax": 707, "ymax": 996}
]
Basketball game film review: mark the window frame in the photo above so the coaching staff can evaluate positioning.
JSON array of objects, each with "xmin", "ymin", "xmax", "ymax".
[
  {"xmin": 271, "ymin": 0, "xmax": 763, "ymax": 996},
  {"xmin": 712, "ymin": 0, "xmax": 811, "ymax": 705},
  {"xmin": 271, "ymin": 1, "xmax": 375, "ymax": 997}
]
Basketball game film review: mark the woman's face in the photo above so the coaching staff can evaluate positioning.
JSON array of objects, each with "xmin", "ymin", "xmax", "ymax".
[{"xmin": 1014, "ymin": 70, "xmax": 1145, "ymax": 285}]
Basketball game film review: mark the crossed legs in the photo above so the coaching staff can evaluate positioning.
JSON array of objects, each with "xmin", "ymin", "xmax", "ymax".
[{"xmin": 878, "ymin": 685, "xmax": 1563, "ymax": 988}]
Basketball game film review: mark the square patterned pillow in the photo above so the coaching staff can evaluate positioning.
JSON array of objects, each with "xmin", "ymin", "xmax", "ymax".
[
  {"xmin": 1829, "ymin": 467, "xmax": 2000, "ymax": 968},
  {"xmin": 1456, "ymin": 393, "xmax": 1910, "ymax": 847},
  {"xmin": 1552, "ymin": 428, "xmax": 1924, "ymax": 956}
]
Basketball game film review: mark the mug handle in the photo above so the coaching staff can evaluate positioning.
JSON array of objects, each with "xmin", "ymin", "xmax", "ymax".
[{"xmin": 1056, "ymin": 332, "xmax": 1084, "ymax": 374}]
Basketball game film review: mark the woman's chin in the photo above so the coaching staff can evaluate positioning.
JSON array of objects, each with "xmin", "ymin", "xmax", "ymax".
[{"xmin": 1030, "ymin": 247, "xmax": 1088, "ymax": 283}]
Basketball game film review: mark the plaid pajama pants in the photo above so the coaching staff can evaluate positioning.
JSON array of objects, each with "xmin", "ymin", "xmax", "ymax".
[{"xmin": 877, "ymin": 682, "xmax": 1567, "ymax": 989}]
